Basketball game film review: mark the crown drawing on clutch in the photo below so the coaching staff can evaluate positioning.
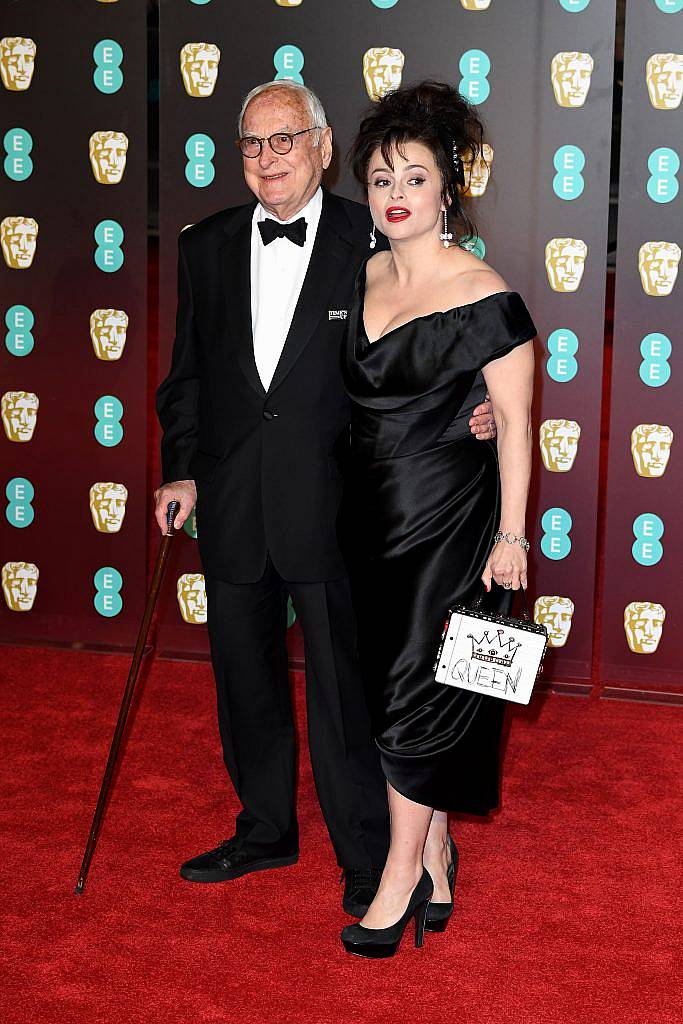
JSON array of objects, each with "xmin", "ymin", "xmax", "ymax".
[{"xmin": 467, "ymin": 628, "xmax": 521, "ymax": 668}]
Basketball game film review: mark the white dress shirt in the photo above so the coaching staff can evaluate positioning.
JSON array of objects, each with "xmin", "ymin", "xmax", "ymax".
[{"xmin": 250, "ymin": 187, "xmax": 323, "ymax": 391}]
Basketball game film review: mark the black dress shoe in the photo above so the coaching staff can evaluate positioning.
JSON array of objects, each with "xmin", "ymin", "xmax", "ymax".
[
  {"xmin": 180, "ymin": 838, "xmax": 298, "ymax": 883},
  {"xmin": 341, "ymin": 869, "xmax": 434, "ymax": 959},
  {"xmin": 342, "ymin": 867, "xmax": 383, "ymax": 917},
  {"xmin": 425, "ymin": 834, "xmax": 459, "ymax": 933}
]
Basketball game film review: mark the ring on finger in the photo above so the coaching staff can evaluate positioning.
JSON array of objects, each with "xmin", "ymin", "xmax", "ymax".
[{"xmin": 503, "ymin": 580, "xmax": 512, "ymax": 589}]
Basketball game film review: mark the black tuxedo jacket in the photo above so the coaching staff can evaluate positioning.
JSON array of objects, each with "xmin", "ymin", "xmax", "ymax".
[{"xmin": 157, "ymin": 189, "xmax": 384, "ymax": 583}]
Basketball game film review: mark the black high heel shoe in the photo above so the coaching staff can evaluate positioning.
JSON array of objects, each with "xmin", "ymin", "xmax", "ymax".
[
  {"xmin": 425, "ymin": 834, "xmax": 459, "ymax": 933},
  {"xmin": 340, "ymin": 868, "xmax": 434, "ymax": 959}
]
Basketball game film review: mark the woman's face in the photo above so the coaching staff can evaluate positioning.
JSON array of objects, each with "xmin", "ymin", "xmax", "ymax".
[{"xmin": 367, "ymin": 140, "xmax": 444, "ymax": 244}]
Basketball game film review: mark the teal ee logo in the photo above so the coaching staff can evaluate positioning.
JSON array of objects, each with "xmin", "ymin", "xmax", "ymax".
[
  {"xmin": 459, "ymin": 50, "xmax": 490, "ymax": 104},
  {"xmin": 287, "ymin": 595, "xmax": 297, "ymax": 628},
  {"xmin": 371, "ymin": 0, "xmax": 400, "ymax": 7},
  {"xmin": 558, "ymin": 0, "xmax": 591, "ymax": 11},
  {"xmin": 94, "ymin": 39, "xmax": 123, "ymax": 94},
  {"xmin": 653, "ymin": 0, "xmax": 683, "ymax": 13},
  {"xmin": 94, "ymin": 219, "xmax": 124, "ymax": 272},
  {"xmin": 647, "ymin": 148, "xmax": 679, "ymax": 204},
  {"xmin": 274, "ymin": 45, "xmax": 304, "ymax": 83},
  {"xmin": 94, "ymin": 567, "xmax": 123, "ymax": 618},
  {"xmin": 94, "ymin": 395, "xmax": 124, "ymax": 447},
  {"xmin": 6, "ymin": 477, "xmax": 34, "ymax": 528},
  {"xmin": 541, "ymin": 507, "xmax": 572, "ymax": 560},
  {"xmin": 632, "ymin": 513, "xmax": 664, "ymax": 566},
  {"xmin": 191, "ymin": 0, "xmax": 213, "ymax": 5},
  {"xmin": 461, "ymin": 236, "xmax": 486, "ymax": 260},
  {"xmin": 553, "ymin": 145, "xmax": 585, "ymax": 200},
  {"xmin": 639, "ymin": 332, "xmax": 671, "ymax": 387},
  {"xmin": 5, "ymin": 305, "xmax": 35, "ymax": 357},
  {"xmin": 546, "ymin": 328, "xmax": 579, "ymax": 382},
  {"xmin": 4, "ymin": 129, "xmax": 33, "ymax": 181},
  {"xmin": 183, "ymin": 507, "xmax": 198, "ymax": 539},
  {"xmin": 185, "ymin": 134, "xmax": 215, "ymax": 188}
]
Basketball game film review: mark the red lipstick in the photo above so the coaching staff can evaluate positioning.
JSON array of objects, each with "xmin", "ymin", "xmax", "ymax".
[{"xmin": 385, "ymin": 206, "xmax": 411, "ymax": 222}]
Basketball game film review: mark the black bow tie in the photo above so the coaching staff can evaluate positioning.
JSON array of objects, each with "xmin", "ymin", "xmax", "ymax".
[{"xmin": 258, "ymin": 217, "xmax": 307, "ymax": 247}]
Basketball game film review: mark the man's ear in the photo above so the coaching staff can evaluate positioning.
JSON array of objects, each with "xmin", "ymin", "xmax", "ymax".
[{"xmin": 321, "ymin": 127, "xmax": 333, "ymax": 170}]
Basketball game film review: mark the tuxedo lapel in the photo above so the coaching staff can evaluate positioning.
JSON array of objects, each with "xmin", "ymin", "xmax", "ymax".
[{"xmin": 219, "ymin": 205, "xmax": 265, "ymax": 397}]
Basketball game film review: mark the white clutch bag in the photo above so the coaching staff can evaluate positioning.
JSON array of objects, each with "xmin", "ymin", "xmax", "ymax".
[{"xmin": 434, "ymin": 587, "xmax": 548, "ymax": 706}]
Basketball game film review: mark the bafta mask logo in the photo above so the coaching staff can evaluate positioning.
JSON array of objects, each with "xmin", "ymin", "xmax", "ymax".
[
  {"xmin": 624, "ymin": 602, "xmax": 666, "ymax": 655},
  {"xmin": 539, "ymin": 419, "xmax": 581, "ymax": 473},
  {"xmin": 89, "ymin": 131, "xmax": 128, "ymax": 185},
  {"xmin": 0, "ymin": 37, "xmax": 36, "ymax": 92},
  {"xmin": 460, "ymin": 0, "xmax": 492, "ymax": 8},
  {"xmin": 180, "ymin": 43, "xmax": 221, "ymax": 98},
  {"xmin": 2, "ymin": 561, "xmax": 39, "ymax": 612},
  {"xmin": 638, "ymin": 242, "xmax": 680, "ymax": 296},
  {"xmin": 631, "ymin": 424, "xmax": 674, "ymax": 478},
  {"xmin": 1, "ymin": 216, "xmax": 38, "ymax": 270},
  {"xmin": 90, "ymin": 309, "xmax": 129, "ymax": 361},
  {"xmin": 275, "ymin": 0, "xmax": 304, "ymax": 5},
  {"xmin": 551, "ymin": 52, "xmax": 594, "ymax": 108},
  {"xmin": 464, "ymin": 143, "xmax": 493, "ymax": 197},
  {"xmin": 2, "ymin": 391, "xmax": 39, "ymax": 442},
  {"xmin": 177, "ymin": 573, "xmax": 208, "ymax": 624},
  {"xmin": 363, "ymin": 48, "xmax": 405, "ymax": 102},
  {"xmin": 646, "ymin": 54, "xmax": 683, "ymax": 111},
  {"xmin": 545, "ymin": 238, "xmax": 588, "ymax": 292},
  {"xmin": 89, "ymin": 482, "xmax": 128, "ymax": 533},
  {"xmin": 534, "ymin": 596, "xmax": 575, "ymax": 649}
]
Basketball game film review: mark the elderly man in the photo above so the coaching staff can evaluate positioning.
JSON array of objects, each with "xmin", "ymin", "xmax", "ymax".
[{"xmin": 156, "ymin": 81, "xmax": 495, "ymax": 914}]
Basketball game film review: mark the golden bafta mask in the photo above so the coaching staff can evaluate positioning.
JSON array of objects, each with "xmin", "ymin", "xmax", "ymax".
[
  {"xmin": 2, "ymin": 391, "xmax": 39, "ymax": 442},
  {"xmin": 624, "ymin": 602, "xmax": 666, "ymax": 655},
  {"xmin": 0, "ymin": 37, "xmax": 36, "ymax": 92},
  {"xmin": 638, "ymin": 242, "xmax": 680, "ymax": 297},
  {"xmin": 177, "ymin": 573, "xmax": 208, "ymax": 624},
  {"xmin": 1, "ymin": 216, "xmax": 38, "ymax": 270},
  {"xmin": 460, "ymin": 0, "xmax": 492, "ymax": 8},
  {"xmin": 97, "ymin": 1, "xmax": 120, "ymax": 4},
  {"xmin": 534, "ymin": 596, "xmax": 575, "ymax": 649},
  {"xmin": 363, "ymin": 48, "xmax": 405, "ymax": 102},
  {"xmin": 539, "ymin": 419, "xmax": 581, "ymax": 473},
  {"xmin": 545, "ymin": 238, "xmax": 587, "ymax": 293},
  {"xmin": 89, "ymin": 482, "xmax": 128, "ymax": 534},
  {"xmin": 90, "ymin": 309, "xmax": 129, "ymax": 361},
  {"xmin": 631, "ymin": 424, "xmax": 674, "ymax": 479},
  {"xmin": 646, "ymin": 54, "xmax": 683, "ymax": 111},
  {"xmin": 275, "ymin": 0, "xmax": 304, "ymax": 5},
  {"xmin": 2, "ymin": 561, "xmax": 39, "ymax": 612},
  {"xmin": 464, "ymin": 144, "xmax": 493, "ymax": 198},
  {"xmin": 180, "ymin": 43, "xmax": 221, "ymax": 98},
  {"xmin": 551, "ymin": 52, "xmax": 594, "ymax": 108},
  {"xmin": 89, "ymin": 131, "xmax": 128, "ymax": 185}
]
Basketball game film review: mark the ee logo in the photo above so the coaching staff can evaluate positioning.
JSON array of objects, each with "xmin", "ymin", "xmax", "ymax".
[
  {"xmin": 371, "ymin": 0, "xmax": 400, "ymax": 6},
  {"xmin": 94, "ymin": 395, "xmax": 124, "ymax": 447},
  {"xmin": 459, "ymin": 50, "xmax": 490, "ymax": 104},
  {"xmin": 4, "ymin": 129, "xmax": 33, "ymax": 181},
  {"xmin": 183, "ymin": 507, "xmax": 198, "ymax": 539},
  {"xmin": 546, "ymin": 328, "xmax": 579, "ymax": 382},
  {"xmin": 94, "ymin": 219, "xmax": 124, "ymax": 272},
  {"xmin": 653, "ymin": 0, "xmax": 683, "ymax": 12},
  {"xmin": 190, "ymin": 0, "xmax": 213, "ymax": 4},
  {"xmin": 632, "ymin": 513, "xmax": 664, "ymax": 566},
  {"xmin": 647, "ymin": 147, "xmax": 679, "ymax": 204},
  {"xmin": 6, "ymin": 477, "xmax": 34, "ymax": 528},
  {"xmin": 557, "ymin": 0, "xmax": 591, "ymax": 10},
  {"xmin": 93, "ymin": 39, "xmax": 123, "ymax": 94},
  {"xmin": 274, "ymin": 45, "xmax": 304, "ymax": 83},
  {"xmin": 639, "ymin": 332, "xmax": 671, "ymax": 387},
  {"xmin": 463, "ymin": 236, "xmax": 486, "ymax": 260},
  {"xmin": 287, "ymin": 595, "xmax": 297, "ymax": 628},
  {"xmin": 541, "ymin": 507, "xmax": 572, "ymax": 560},
  {"xmin": 94, "ymin": 567, "xmax": 123, "ymax": 618},
  {"xmin": 185, "ymin": 134, "xmax": 215, "ymax": 188},
  {"xmin": 5, "ymin": 305, "xmax": 34, "ymax": 357},
  {"xmin": 553, "ymin": 145, "xmax": 585, "ymax": 200}
]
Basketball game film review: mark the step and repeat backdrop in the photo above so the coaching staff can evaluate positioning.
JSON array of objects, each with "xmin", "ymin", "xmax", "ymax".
[
  {"xmin": 601, "ymin": 1, "xmax": 682, "ymax": 700},
  {"xmin": 156, "ymin": 0, "xmax": 616, "ymax": 688},
  {"xmin": 0, "ymin": 1, "xmax": 148, "ymax": 648}
]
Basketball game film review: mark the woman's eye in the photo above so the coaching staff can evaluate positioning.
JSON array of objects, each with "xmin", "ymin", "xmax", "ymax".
[
  {"xmin": 408, "ymin": 177, "xmax": 425, "ymax": 186},
  {"xmin": 372, "ymin": 178, "xmax": 391, "ymax": 188}
]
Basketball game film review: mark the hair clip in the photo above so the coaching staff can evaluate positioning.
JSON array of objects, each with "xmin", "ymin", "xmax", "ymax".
[{"xmin": 453, "ymin": 142, "xmax": 466, "ymax": 188}]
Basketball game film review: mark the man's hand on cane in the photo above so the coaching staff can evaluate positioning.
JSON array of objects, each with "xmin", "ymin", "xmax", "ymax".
[{"xmin": 154, "ymin": 480, "xmax": 197, "ymax": 534}]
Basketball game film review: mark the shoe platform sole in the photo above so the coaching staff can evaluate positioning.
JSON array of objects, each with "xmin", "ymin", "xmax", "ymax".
[{"xmin": 179, "ymin": 852, "xmax": 299, "ymax": 883}]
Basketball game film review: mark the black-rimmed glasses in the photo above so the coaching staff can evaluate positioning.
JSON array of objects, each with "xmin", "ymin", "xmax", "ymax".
[{"xmin": 235, "ymin": 127, "xmax": 322, "ymax": 158}]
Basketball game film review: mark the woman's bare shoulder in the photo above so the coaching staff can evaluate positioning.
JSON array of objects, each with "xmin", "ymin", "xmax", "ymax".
[
  {"xmin": 365, "ymin": 250, "xmax": 392, "ymax": 287},
  {"xmin": 451, "ymin": 256, "xmax": 511, "ymax": 306}
]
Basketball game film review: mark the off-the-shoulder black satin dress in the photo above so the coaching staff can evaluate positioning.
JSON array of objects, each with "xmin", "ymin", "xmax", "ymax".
[{"xmin": 340, "ymin": 261, "xmax": 537, "ymax": 814}]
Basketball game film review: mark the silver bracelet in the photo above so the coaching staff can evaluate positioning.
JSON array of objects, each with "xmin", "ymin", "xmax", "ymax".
[{"xmin": 493, "ymin": 531, "xmax": 530, "ymax": 552}]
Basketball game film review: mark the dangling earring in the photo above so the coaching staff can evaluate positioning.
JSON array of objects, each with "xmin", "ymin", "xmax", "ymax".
[
  {"xmin": 440, "ymin": 209, "xmax": 453, "ymax": 249},
  {"xmin": 369, "ymin": 223, "xmax": 377, "ymax": 249}
]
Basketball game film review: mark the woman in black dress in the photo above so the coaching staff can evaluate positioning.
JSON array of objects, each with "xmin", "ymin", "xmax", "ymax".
[{"xmin": 340, "ymin": 83, "xmax": 536, "ymax": 957}]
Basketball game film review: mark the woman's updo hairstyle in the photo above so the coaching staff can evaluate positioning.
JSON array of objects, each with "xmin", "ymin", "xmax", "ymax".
[{"xmin": 350, "ymin": 80, "xmax": 485, "ymax": 246}]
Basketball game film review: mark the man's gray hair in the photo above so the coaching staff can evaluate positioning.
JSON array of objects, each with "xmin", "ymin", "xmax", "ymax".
[{"xmin": 237, "ymin": 81, "xmax": 329, "ymax": 145}]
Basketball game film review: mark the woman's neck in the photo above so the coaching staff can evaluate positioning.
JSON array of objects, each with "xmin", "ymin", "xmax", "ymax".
[{"xmin": 386, "ymin": 233, "xmax": 466, "ymax": 289}]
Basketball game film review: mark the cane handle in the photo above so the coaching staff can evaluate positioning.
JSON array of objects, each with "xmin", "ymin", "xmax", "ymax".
[{"xmin": 166, "ymin": 500, "xmax": 181, "ymax": 536}]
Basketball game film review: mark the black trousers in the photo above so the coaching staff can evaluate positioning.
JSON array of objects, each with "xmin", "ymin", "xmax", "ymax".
[{"xmin": 204, "ymin": 560, "xmax": 390, "ymax": 869}]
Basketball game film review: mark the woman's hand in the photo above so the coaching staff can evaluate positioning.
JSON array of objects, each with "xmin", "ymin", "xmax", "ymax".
[{"xmin": 482, "ymin": 540, "xmax": 528, "ymax": 592}]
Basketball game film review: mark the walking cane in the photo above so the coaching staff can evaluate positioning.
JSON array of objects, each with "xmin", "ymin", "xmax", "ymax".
[{"xmin": 74, "ymin": 500, "xmax": 181, "ymax": 895}]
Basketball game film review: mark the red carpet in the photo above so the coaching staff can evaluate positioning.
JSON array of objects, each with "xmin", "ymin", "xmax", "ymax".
[{"xmin": 1, "ymin": 644, "xmax": 680, "ymax": 1024}]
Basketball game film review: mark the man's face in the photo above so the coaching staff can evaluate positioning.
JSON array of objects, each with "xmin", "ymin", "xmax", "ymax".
[
  {"xmin": 624, "ymin": 604, "xmax": 665, "ymax": 654},
  {"xmin": 2, "ymin": 391, "xmax": 38, "ymax": 441},
  {"xmin": 540, "ymin": 420, "xmax": 581, "ymax": 472},
  {"xmin": 546, "ymin": 239, "xmax": 587, "ymax": 292},
  {"xmin": 1, "ymin": 218, "xmax": 38, "ymax": 269},
  {"xmin": 181, "ymin": 45, "xmax": 220, "ymax": 97},
  {"xmin": 2, "ymin": 563, "xmax": 39, "ymax": 611},
  {"xmin": 91, "ymin": 134, "xmax": 128, "ymax": 184},
  {"xmin": 639, "ymin": 243, "xmax": 680, "ymax": 296},
  {"xmin": 0, "ymin": 39, "xmax": 36, "ymax": 91},
  {"xmin": 240, "ymin": 89, "xmax": 332, "ymax": 221},
  {"xmin": 631, "ymin": 427, "xmax": 673, "ymax": 478},
  {"xmin": 535, "ymin": 598, "xmax": 574, "ymax": 648},
  {"xmin": 552, "ymin": 53, "xmax": 593, "ymax": 107},
  {"xmin": 91, "ymin": 310, "xmax": 128, "ymax": 360},
  {"xmin": 647, "ymin": 55, "xmax": 683, "ymax": 110}
]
